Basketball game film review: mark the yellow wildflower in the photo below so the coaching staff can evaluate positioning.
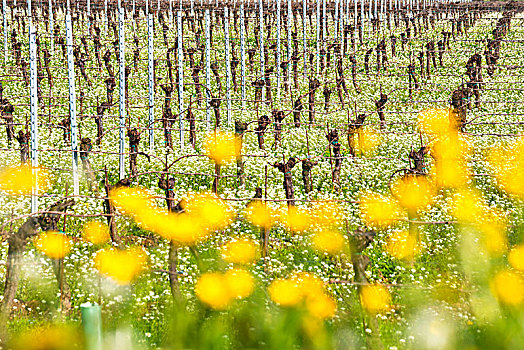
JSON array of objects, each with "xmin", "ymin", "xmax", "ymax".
[
  {"xmin": 109, "ymin": 187, "xmax": 155, "ymax": 217},
  {"xmin": 312, "ymin": 230, "xmax": 346, "ymax": 255},
  {"xmin": 269, "ymin": 278, "xmax": 302, "ymax": 307},
  {"xmin": 391, "ymin": 176, "xmax": 434, "ymax": 211},
  {"xmin": 10, "ymin": 324, "xmax": 79, "ymax": 350},
  {"xmin": 360, "ymin": 284, "xmax": 391, "ymax": 313},
  {"xmin": 491, "ymin": 270, "xmax": 524, "ymax": 305},
  {"xmin": 184, "ymin": 193, "xmax": 234, "ymax": 230},
  {"xmin": 451, "ymin": 188, "xmax": 485, "ymax": 223},
  {"xmin": 417, "ymin": 108, "xmax": 457, "ymax": 135},
  {"xmin": 488, "ymin": 138, "xmax": 524, "ymax": 197},
  {"xmin": 431, "ymin": 132, "xmax": 470, "ymax": 188},
  {"xmin": 360, "ymin": 191, "xmax": 402, "ymax": 228},
  {"xmin": 224, "ymin": 268, "xmax": 255, "ymax": 299},
  {"xmin": 477, "ymin": 208, "xmax": 507, "ymax": 257},
  {"xmin": 94, "ymin": 248, "xmax": 146, "ymax": 285},
  {"xmin": 385, "ymin": 231, "xmax": 419, "ymax": 260},
  {"xmin": 306, "ymin": 293, "xmax": 337, "ymax": 319},
  {"xmin": 281, "ymin": 205, "xmax": 312, "ymax": 232},
  {"xmin": 221, "ymin": 239, "xmax": 257, "ymax": 264},
  {"xmin": 203, "ymin": 131, "xmax": 241, "ymax": 165},
  {"xmin": 0, "ymin": 165, "xmax": 50, "ymax": 195},
  {"xmin": 508, "ymin": 245, "xmax": 524, "ymax": 271},
  {"xmin": 34, "ymin": 231, "xmax": 71, "ymax": 259},
  {"xmin": 357, "ymin": 127, "xmax": 381, "ymax": 155},
  {"xmin": 245, "ymin": 201, "xmax": 277, "ymax": 229},
  {"xmin": 82, "ymin": 221, "xmax": 110, "ymax": 245},
  {"xmin": 195, "ymin": 272, "xmax": 232, "ymax": 309},
  {"xmin": 309, "ymin": 201, "xmax": 343, "ymax": 227},
  {"xmin": 293, "ymin": 272, "xmax": 325, "ymax": 299},
  {"xmin": 164, "ymin": 213, "xmax": 208, "ymax": 244}
]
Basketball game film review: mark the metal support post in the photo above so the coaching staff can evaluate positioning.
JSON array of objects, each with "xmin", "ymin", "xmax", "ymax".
[
  {"xmin": 205, "ymin": 9, "xmax": 211, "ymax": 129},
  {"xmin": 118, "ymin": 6, "xmax": 126, "ymax": 180},
  {"xmin": 276, "ymin": 0, "xmax": 281, "ymax": 100},
  {"xmin": 147, "ymin": 8, "xmax": 154, "ymax": 151},
  {"xmin": 316, "ymin": 0, "xmax": 320, "ymax": 74},
  {"xmin": 66, "ymin": 12, "xmax": 79, "ymax": 196},
  {"xmin": 3, "ymin": 0, "xmax": 7, "ymax": 66},
  {"xmin": 29, "ymin": 21, "xmax": 39, "ymax": 213},
  {"xmin": 49, "ymin": 0, "xmax": 54, "ymax": 52},
  {"xmin": 177, "ymin": 10, "xmax": 184, "ymax": 147},
  {"xmin": 258, "ymin": 0, "xmax": 265, "ymax": 101},
  {"xmin": 224, "ymin": 7, "xmax": 232, "ymax": 126},
  {"xmin": 302, "ymin": 0, "xmax": 307, "ymax": 78},
  {"xmin": 335, "ymin": 0, "xmax": 339, "ymax": 41},
  {"xmin": 240, "ymin": 5, "xmax": 246, "ymax": 111}
]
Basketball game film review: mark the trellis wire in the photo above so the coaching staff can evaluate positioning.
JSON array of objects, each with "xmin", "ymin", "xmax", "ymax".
[{"xmin": 65, "ymin": 11, "xmax": 79, "ymax": 196}]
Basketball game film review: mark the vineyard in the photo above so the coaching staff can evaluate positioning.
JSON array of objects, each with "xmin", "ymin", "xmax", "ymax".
[{"xmin": 1, "ymin": 0, "xmax": 524, "ymax": 348}]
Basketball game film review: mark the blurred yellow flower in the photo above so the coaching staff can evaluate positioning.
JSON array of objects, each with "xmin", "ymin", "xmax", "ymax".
[
  {"xmin": 224, "ymin": 268, "xmax": 255, "ymax": 299},
  {"xmin": 246, "ymin": 201, "xmax": 277, "ymax": 229},
  {"xmin": 163, "ymin": 213, "xmax": 208, "ymax": 244},
  {"xmin": 431, "ymin": 132, "xmax": 470, "ymax": 188},
  {"xmin": 309, "ymin": 202, "xmax": 343, "ymax": 227},
  {"xmin": 185, "ymin": 193, "xmax": 234, "ymax": 230},
  {"xmin": 195, "ymin": 272, "xmax": 232, "ymax": 310},
  {"xmin": 281, "ymin": 205, "xmax": 312, "ymax": 232},
  {"xmin": 391, "ymin": 176, "xmax": 434, "ymax": 211},
  {"xmin": 357, "ymin": 127, "xmax": 381, "ymax": 155},
  {"xmin": 269, "ymin": 278, "xmax": 302, "ymax": 307},
  {"xmin": 488, "ymin": 138, "xmax": 524, "ymax": 197},
  {"xmin": 385, "ymin": 231, "xmax": 419, "ymax": 260},
  {"xmin": 360, "ymin": 284, "xmax": 391, "ymax": 313},
  {"xmin": 451, "ymin": 189, "xmax": 485, "ymax": 223},
  {"xmin": 82, "ymin": 221, "xmax": 110, "ymax": 245},
  {"xmin": 203, "ymin": 131, "xmax": 241, "ymax": 165},
  {"xmin": 9, "ymin": 324, "xmax": 80, "ymax": 350},
  {"xmin": 508, "ymin": 245, "xmax": 524, "ymax": 271},
  {"xmin": 221, "ymin": 239, "xmax": 257, "ymax": 264},
  {"xmin": 312, "ymin": 230, "xmax": 346, "ymax": 255},
  {"xmin": 417, "ymin": 108, "xmax": 457, "ymax": 135},
  {"xmin": 293, "ymin": 272, "xmax": 325, "ymax": 299},
  {"xmin": 94, "ymin": 248, "xmax": 146, "ymax": 285},
  {"xmin": 34, "ymin": 231, "xmax": 71, "ymax": 259},
  {"xmin": 306, "ymin": 293, "xmax": 337, "ymax": 319},
  {"xmin": 0, "ymin": 165, "xmax": 50, "ymax": 195},
  {"xmin": 491, "ymin": 270, "xmax": 524, "ymax": 305},
  {"xmin": 477, "ymin": 208, "xmax": 507, "ymax": 257},
  {"xmin": 109, "ymin": 187, "xmax": 155, "ymax": 217},
  {"xmin": 360, "ymin": 191, "xmax": 402, "ymax": 228}
]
